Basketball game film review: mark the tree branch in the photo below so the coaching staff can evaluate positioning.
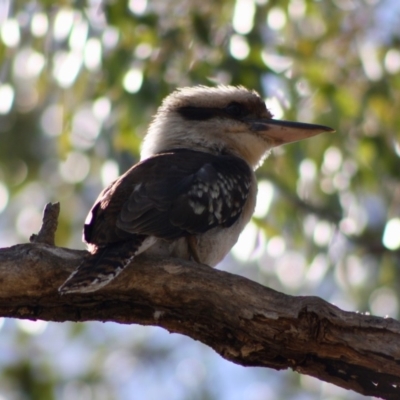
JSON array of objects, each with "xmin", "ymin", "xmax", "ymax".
[
  {"xmin": 1, "ymin": 205, "xmax": 400, "ymax": 399},
  {"xmin": 29, "ymin": 202, "xmax": 60, "ymax": 246}
]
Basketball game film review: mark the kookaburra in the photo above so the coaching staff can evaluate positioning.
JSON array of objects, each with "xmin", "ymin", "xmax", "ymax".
[{"xmin": 59, "ymin": 85, "xmax": 333, "ymax": 294}]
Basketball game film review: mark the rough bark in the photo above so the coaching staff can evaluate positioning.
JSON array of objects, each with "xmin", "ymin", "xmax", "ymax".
[{"xmin": 1, "ymin": 204, "xmax": 400, "ymax": 399}]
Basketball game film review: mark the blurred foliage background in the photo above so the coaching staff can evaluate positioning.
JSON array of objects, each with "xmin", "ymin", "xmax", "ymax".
[{"xmin": 0, "ymin": 0, "xmax": 399, "ymax": 399}]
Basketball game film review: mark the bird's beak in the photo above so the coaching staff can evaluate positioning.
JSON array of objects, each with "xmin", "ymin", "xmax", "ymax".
[{"xmin": 250, "ymin": 119, "xmax": 335, "ymax": 146}]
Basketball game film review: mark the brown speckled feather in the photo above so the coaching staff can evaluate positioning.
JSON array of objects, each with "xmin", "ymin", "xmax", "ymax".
[{"xmin": 84, "ymin": 149, "xmax": 252, "ymax": 243}]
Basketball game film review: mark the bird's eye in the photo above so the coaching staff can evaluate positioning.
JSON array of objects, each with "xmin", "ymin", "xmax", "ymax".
[{"xmin": 225, "ymin": 102, "xmax": 245, "ymax": 118}]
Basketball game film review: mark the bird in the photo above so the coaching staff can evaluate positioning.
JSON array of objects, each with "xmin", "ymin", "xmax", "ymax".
[{"xmin": 59, "ymin": 85, "xmax": 334, "ymax": 294}]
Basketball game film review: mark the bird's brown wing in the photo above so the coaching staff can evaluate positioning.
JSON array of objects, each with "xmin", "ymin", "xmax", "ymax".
[{"xmin": 84, "ymin": 149, "xmax": 252, "ymax": 245}]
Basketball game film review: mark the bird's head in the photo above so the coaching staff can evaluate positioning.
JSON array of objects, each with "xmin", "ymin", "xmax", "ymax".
[{"xmin": 141, "ymin": 86, "xmax": 334, "ymax": 169}]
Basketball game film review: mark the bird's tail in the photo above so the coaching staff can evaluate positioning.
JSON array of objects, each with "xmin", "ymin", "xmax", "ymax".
[{"xmin": 58, "ymin": 236, "xmax": 147, "ymax": 294}]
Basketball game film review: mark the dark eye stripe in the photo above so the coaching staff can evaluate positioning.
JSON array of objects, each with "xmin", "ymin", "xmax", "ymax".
[
  {"xmin": 177, "ymin": 104, "xmax": 249, "ymax": 121},
  {"xmin": 176, "ymin": 107, "xmax": 218, "ymax": 120}
]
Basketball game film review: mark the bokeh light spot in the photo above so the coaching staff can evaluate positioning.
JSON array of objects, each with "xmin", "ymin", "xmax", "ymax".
[
  {"xmin": 229, "ymin": 34, "xmax": 250, "ymax": 60},
  {"xmin": 69, "ymin": 19, "xmax": 88, "ymax": 51},
  {"xmin": 128, "ymin": 0, "xmax": 148, "ymax": 15},
  {"xmin": 306, "ymin": 253, "xmax": 329, "ymax": 286},
  {"xmin": 394, "ymin": 140, "xmax": 400, "ymax": 158},
  {"xmin": 232, "ymin": 221, "xmax": 258, "ymax": 261},
  {"xmin": 338, "ymin": 192, "xmax": 368, "ymax": 235},
  {"xmin": 14, "ymin": 48, "xmax": 46, "ymax": 79},
  {"xmin": 369, "ymin": 287, "xmax": 398, "ymax": 317},
  {"xmin": 0, "ymin": 182, "xmax": 9, "ymax": 213},
  {"xmin": 344, "ymin": 255, "xmax": 368, "ymax": 287},
  {"xmin": 267, "ymin": 7, "xmax": 286, "ymax": 30},
  {"xmin": 71, "ymin": 107, "xmax": 100, "ymax": 149},
  {"xmin": 313, "ymin": 220, "xmax": 333, "ymax": 247},
  {"xmin": 253, "ymin": 180, "xmax": 274, "ymax": 218},
  {"xmin": 265, "ymin": 97, "xmax": 284, "ymax": 119},
  {"xmin": 123, "ymin": 68, "xmax": 143, "ymax": 93},
  {"xmin": 0, "ymin": 84, "xmax": 14, "ymax": 114},
  {"xmin": 31, "ymin": 12, "xmax": 48, "ymax": 37},
  {"xmin": 323, "ymin": 146, "xmax": 343, "ymax": 174},
  {"xmin": 54, "ymin": 9, "xmax": 74, "ymax": 41},
  {"xmin": 41, "ymin": 104, "xmax": 64, "ymax": 137},
  {"xmin": 359, "ymin": 41, "xmax": 382, "ymax": 81},
  {"xmin": 385, "ymin": 49, "xmax": 400, "ymax": 74},
  {"xmin": 93, "ymin": 97, "xmax": 111, "ymax": 122},
  {"xmin": 16, "ymin": 207, "xmax": 42, "ymax": 239},
  {"xmin": 266, "ymin": 236, "xmax": 286, "ymax": 258},
  {"xmin": 233, "ymin": 0, "xmax": 255, "ymax": 35},
  {"xmin": 382, "ymin": 218, "xmax": 400, "ymax": 250},
  {"xmin": 288, "ymin": 0, "xmax": 306, "ymax": 20},
  {"xmin": 135, "ymin": 43, "xmax": 152, "ymax": 59},
  {"xmin": 84, "ymin": 38, "xmax": 102, "ymax": 70},
  {"xmin": 59, "ymin": 152, "xmax": 90, "ymax": 183},
  {"xmin": 102, "ymin": 26, "xmax": 119, "ymax": 49},
  {"xmin": 276, "ymin": 251, "xmax": 306, "ymax": 289},
  {"xmin": 53, "ymin": 51, "xmax": 83, "ymax": 88},
  {"xmin": 299, "ymin": 158, "xmax": 317, "ymax": 182},
  {"xmin": 16, "ymin": 319, "xmax": 48, "ymax": 335},
  {"xmin": 339, "ymin": 217, "xmax": 358, "ymax": 235},
  {"xmin": 101, "ymin": 160, "xmax": 119, "ymax": 187},
  {"xmin": 1, "ymin": 18, "xmax": 20, "ymax": 47},
  {"xmin": 261, "ymin": 52, "xmax": 292, "ymax": 73}
]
